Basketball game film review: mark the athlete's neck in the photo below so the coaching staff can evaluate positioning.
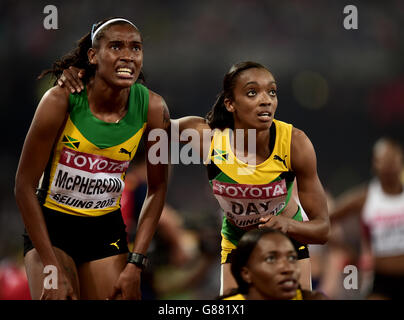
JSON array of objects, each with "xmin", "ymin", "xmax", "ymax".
[
  {"xmin": 232, "ymin": 124, "xmax": 270, "ymax": 163},
  {"xmin": 87, "ymin": 77, "xmax": 130, "ymax": 114}
]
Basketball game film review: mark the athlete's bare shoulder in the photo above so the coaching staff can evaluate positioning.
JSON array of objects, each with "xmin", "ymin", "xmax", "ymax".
[
  {"xmin": 291, "ymin": 126, "xmax": 311, "ymax": 146},
  {"xmin": 44, "ymin": 85, "xmax": 71, "ymax": 103},
  {"xmin": 35, "ymin": 85, "xmax": 70, "ymax": 121},
  {"xmin": 147, "ymin": 89, "xmax": 170, "ymax": 130},
  {"xmin": 290, "ymin": 126, "xmax": 317, "ymax": 172}
]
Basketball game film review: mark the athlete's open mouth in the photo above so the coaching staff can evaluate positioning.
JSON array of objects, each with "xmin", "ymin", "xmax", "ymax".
[
  {"xmin": 278, "ymin": 278, "xmax": 298, "ymax": 291},
  {"xmin": 257, "ymin": 111, "xmax": 272, "ymax": 121},
  {"xmin": 116, "ymin": 67, "xmax": 134, "ymax": 77}
]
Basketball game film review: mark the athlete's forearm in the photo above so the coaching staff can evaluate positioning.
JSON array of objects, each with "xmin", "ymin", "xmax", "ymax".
[
  {"xmin": 131, "ymin": 183, "xmax": 167, "ymax": 255},
  {"xmin": 286, "ymin": 217, "xmax": 330, "ymax": 245},
  {"xmin": 329, "ymin": 205, "xmax": 354, "ymax": 223},
  {"xmin": 329, "ymin": 190, "xmax": 367, "ymax": 224}
]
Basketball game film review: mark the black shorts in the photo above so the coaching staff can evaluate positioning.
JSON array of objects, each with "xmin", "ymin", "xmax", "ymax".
[
  {"xmin": 23, "ymin": 206, "xmax": 129, "ymax": 265},
  {"xmin": 371, "ymin": 272, "xmax": 404, "ymax": 299},
  {"xmin": 290, "ymin": 238, "xmax": 310, "ymax": 260}
]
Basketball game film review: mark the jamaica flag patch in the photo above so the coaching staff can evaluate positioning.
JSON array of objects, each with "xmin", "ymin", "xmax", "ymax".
[
  {"xmin": 212, "ymin": 149, "xmax": 228, "ymax": 161},
  {"xmin": 62, "ymin": 135, "xmax": 80, "ymax": 150}
]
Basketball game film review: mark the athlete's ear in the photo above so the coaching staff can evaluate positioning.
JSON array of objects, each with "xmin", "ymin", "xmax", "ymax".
[
  {"xmin": 87, "ymin": 48, "xmax": 97, "ymax": 65},
  {"xmin": 224, "ymin": 97, "xmax": 235, "ymax": 113},
  {"xmin": 241, "ymin": 266, "xmax": 252, "ymax": 285}
]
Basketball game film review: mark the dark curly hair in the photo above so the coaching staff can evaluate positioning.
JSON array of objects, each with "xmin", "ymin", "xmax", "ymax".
[{"xmin": 38, "ymin": 17, "xmax": 145, "ymax": 85}]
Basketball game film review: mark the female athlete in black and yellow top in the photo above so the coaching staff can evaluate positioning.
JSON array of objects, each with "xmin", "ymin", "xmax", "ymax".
[
  {"xmin": 59, "ymin": 61, "xmax": 329, "ymax": 294},
  {"xmin": 14, "ymin": 18, "xmax": 169, "ymax": 299},
  {"xmin": 173, "ymin": 62, "xmax": 330, "ymax": 294}
]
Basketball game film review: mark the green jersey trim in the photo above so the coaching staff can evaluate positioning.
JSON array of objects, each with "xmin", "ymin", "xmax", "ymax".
[{"xmin": 68, "ymin": 83, "xmax": 149, "ymax": 149}]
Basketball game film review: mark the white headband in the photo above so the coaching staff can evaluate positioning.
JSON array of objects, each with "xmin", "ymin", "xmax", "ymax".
[{"xmin": 91, "ymin": 18, "xmax": 138, "ymax": 44}]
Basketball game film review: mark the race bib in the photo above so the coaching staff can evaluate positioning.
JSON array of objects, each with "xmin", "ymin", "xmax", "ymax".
[
  {"xmin": 369, "ymin": 214, "xmax": 404, "ymax": 257},
  {"xmin": 212, "ymin": 179, "xmax": 288, "ymax": 228},
  {"xmin": 48, "ymin": 147, "xmax": 129, "ymax": 211}
]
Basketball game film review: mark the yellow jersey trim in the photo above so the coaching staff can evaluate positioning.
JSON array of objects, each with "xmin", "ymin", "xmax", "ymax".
[
  {"xmin": 206, "ymin": 119, "xmax": 293, "ymax": 184},
  {"xmin": 43, "ymin": 117, "xmax": 146, "ymax": 217}
]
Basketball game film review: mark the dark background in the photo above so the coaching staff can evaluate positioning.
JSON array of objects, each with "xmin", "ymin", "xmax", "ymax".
[{"xmin": 1, "ymin": 0, "xmax": 404, "ymax": 264}]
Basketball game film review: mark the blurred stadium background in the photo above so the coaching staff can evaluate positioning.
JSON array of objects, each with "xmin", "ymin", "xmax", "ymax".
[{"xmin": 1, "ymin": 0, "xmax": 403, "ymax": 299}]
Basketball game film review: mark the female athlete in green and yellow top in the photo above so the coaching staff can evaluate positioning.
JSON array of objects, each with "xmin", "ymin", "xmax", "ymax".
[
  {"xmin": 41, "ymin": 82, "xmax": 149, "ymax": 216},
  {"xmin": 15, "ymin": 17, "xmax": 170, "ymax": 300},
  {"xmin": 59, "ymin": 61, "xmax": 330, "ymax": 295}
]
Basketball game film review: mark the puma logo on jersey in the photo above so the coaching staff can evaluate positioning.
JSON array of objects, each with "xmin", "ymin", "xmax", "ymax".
[
  {"xmin": 119, "ymin": 145, "xmax": 137, "ymax": 159},
  {"xmin": 298, "ymin": 246, "xmax": 306, "ymax": 251},
  {"xmin": 119, "ymin": 148, "xmax": 132, "ymax": 158},
  {"xmin": 274, "ymin": 155, "xmax": 287, "ymax": 167},
  {"xmin": 110, "ymin": 239, "xmax": 120, "ymax": 250}
]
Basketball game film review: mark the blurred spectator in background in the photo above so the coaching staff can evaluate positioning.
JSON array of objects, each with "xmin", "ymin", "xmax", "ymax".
[
  {"xmin": 308, "ymin": 193, "xmax": 362, "ymax": 299},
  {"xmin": 291, "ymin": 185, "xmax": 361, "ymax": 299},
  {"xmin": 330, "ymin": 137, "xmax": 404, "ymax": 299},
  {"xmin": 0, "ymin": 253, "xmax": 31, "ymax": 300}
]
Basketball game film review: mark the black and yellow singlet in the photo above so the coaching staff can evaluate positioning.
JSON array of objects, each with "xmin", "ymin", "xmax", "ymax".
[
  {"xmin": 38, "ymin": 83, "xmax": 148, "ymax": 217},
  {"xmin": 206, "ymin": 119, "xmax": 303, "ymax": 262}
]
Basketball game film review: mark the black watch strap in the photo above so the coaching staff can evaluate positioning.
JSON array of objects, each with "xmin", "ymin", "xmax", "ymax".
[{"xmin": 127, "ymin": 252, "xmax": 148, "ymax": 269}]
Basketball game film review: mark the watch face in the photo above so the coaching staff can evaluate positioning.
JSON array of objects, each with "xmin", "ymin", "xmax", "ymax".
[{"xmin": 128, "ymin": 253, "xmax": 148, "ymax": 269}]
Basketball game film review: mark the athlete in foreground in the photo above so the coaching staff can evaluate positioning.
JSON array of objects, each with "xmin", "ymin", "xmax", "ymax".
[{"xmin": 15, "ymin": 17, "xmax": 169, "ymax": 300}]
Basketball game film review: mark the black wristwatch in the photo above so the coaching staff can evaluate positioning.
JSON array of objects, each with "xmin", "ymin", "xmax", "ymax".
[{"xmin": 127, "ymin": 252, "xmax": 148, "ymax": 270}]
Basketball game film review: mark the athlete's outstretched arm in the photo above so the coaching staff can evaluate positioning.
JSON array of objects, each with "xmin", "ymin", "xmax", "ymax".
[
  {"xmin": 287, "ymin": 128, "xmax": 330, "ymax": 244},
  {"xmin": 171, "ymin": 116, "xmax": 208, "ymax": 133},
  {"xmin": 110, "ymin": 91, "xmax": 170, "ymax": 300},
  {"xmin": 260, "ymin": 128, "xmax": 330, "ymax": 244},
  {"xmin": 14, "ymin": 86, "xmax": 77, "ymax": 299},
  {"xmin": 171, "ymin": 116, "xmax": 211, "ymax": 159},
  {"xmin": 57, "ymin": 68, "xmax": 212, "ymax": 158},
  {"xmin": 329, "ymin": 186, "xmax": 367, "ymax": 223}
]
